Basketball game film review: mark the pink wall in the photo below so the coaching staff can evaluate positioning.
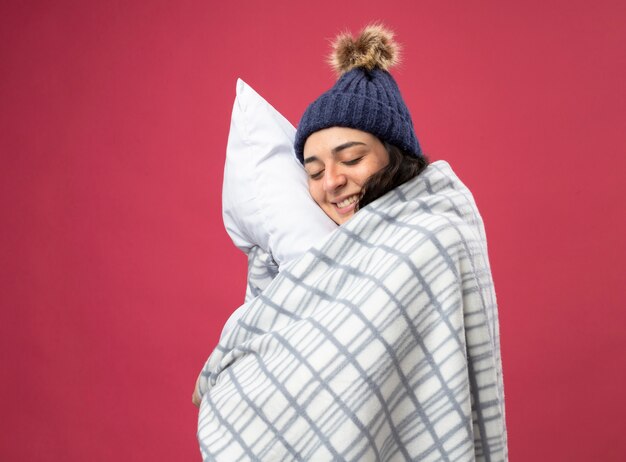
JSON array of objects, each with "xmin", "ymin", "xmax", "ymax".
[{"xmin": 1, "ymin": 1, "xmax": 625, "ymax": 460}]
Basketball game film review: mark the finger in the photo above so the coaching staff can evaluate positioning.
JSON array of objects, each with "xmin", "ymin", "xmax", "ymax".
[{"xmin": 192, "ymin": 387, "xmax": 201, "ymax": 407}]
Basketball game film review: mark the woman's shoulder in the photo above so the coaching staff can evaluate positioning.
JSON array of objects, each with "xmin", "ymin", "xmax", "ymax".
[{"xmin": 367, "ymin": 160, "xmax": 488, "ymax": 251}]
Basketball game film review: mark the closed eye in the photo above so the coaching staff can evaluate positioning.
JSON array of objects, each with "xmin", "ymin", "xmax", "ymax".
[
  {"xmin": 343, "ymin": 156, "xmax": 364, "ymax": 166},
  {"xmin": 309, "ymin": 170, "xmax": 324, "ymax": 180}
]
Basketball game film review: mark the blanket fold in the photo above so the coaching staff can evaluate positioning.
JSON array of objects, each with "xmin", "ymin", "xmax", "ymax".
[{"xmin": 197, "ymin": 161, "xmax": 507, "ymax": 461}]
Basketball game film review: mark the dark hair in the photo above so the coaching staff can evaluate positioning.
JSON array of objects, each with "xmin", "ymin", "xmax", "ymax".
[{"xmin": 358, "ymin": 142, "xmax": 430, "ymax": 210}]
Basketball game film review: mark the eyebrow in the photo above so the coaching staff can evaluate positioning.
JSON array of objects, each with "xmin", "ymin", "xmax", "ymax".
[{"xmin": 303, "ymin": 141, "xmax": 367, "ymax": 164}]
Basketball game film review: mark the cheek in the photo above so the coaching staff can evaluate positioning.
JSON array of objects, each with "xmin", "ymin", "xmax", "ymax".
[
  {"xmin": 308, "ymin": 182, "xmax": 324, "ymax": 205},
  {"xmin": 356, "ymin": 160, "xmax": 387, "ymax": 184}
]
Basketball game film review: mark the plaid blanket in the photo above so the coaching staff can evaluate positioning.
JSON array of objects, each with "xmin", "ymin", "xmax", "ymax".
[{"xmin": 197, "ymin": 161, "xmax": 507, "ymax": 461}]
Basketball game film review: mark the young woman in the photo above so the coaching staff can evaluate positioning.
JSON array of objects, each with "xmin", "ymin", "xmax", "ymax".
[{"xmin": 194, "ymin": 24, "xmax": 507, "ymax": 461}]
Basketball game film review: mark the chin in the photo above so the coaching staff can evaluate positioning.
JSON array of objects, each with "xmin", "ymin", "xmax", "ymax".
[
  {"xmin": 321, "ymin": 204, "xmax": 355, "ymax": 225},
  {"xmin": 334, "ymin": 213, "xmax": 353, "ymax": 225}
]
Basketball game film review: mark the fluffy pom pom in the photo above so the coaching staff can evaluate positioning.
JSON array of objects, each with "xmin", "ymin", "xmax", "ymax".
[{"xmin": 328, "ymin": 23, "xmax": 400, "ymax": 75}]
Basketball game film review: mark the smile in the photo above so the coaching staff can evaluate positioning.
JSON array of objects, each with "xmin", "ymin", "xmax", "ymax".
[{"xmin": 334, "ymin": 194, "xmax": 360, "ymax": 211}]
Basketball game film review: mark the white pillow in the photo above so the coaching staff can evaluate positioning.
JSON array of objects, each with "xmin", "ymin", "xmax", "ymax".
[{"xmin": 222, "ymin": 79, "xmax": 337, "ymax": 269}]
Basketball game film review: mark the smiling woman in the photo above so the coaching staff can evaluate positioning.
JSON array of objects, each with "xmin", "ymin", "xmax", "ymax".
[{"xmin": 195, "ymin": 23, "xmax": 507, "ymax": 461}]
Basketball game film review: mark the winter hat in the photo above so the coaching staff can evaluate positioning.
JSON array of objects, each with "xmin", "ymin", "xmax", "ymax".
[{"xmin": 294, "ymin": 24, "xmax": 421, "ymax": 163}]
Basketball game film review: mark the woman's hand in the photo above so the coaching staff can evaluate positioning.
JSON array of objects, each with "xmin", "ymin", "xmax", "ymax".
[{"xmin": 192, "ymin": 374, "xmax": 202, "ymax": 407}]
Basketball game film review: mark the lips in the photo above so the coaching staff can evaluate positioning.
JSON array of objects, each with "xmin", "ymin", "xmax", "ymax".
[{"xmin": 331, "ymin": 194, "xmax": 361, "ymax": 217}]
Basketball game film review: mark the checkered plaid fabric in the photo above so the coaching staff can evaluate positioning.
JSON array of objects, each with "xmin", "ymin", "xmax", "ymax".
[{"xmin": 197, "ymin": 161, "xmax": 507, "ymax": 461}]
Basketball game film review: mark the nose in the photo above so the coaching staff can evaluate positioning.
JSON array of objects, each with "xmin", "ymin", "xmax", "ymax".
[{"xmin": 323, "ymin": 165, "xmax": 346, "ymax": 192}]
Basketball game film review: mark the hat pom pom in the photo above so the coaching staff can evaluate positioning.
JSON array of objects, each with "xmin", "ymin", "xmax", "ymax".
[{"xmin": 329, "ymin": 23, "xmax": 400, "ymax": 75}]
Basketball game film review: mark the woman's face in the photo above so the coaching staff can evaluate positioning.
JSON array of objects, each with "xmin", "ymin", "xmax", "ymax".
[{"xmin": 303, "ymin": 127, "xmax": 389, "ymax": 225}]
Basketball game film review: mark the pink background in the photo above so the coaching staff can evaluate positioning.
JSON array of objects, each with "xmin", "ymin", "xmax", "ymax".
[{"xmin": 1, "ymin": 1, "xmax": 625, "ymax": 460}]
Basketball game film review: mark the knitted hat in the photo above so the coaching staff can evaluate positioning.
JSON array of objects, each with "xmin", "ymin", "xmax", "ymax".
[{"xmin": 294, "ymin": 24, "xmax": 421, "ymax": 163}]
